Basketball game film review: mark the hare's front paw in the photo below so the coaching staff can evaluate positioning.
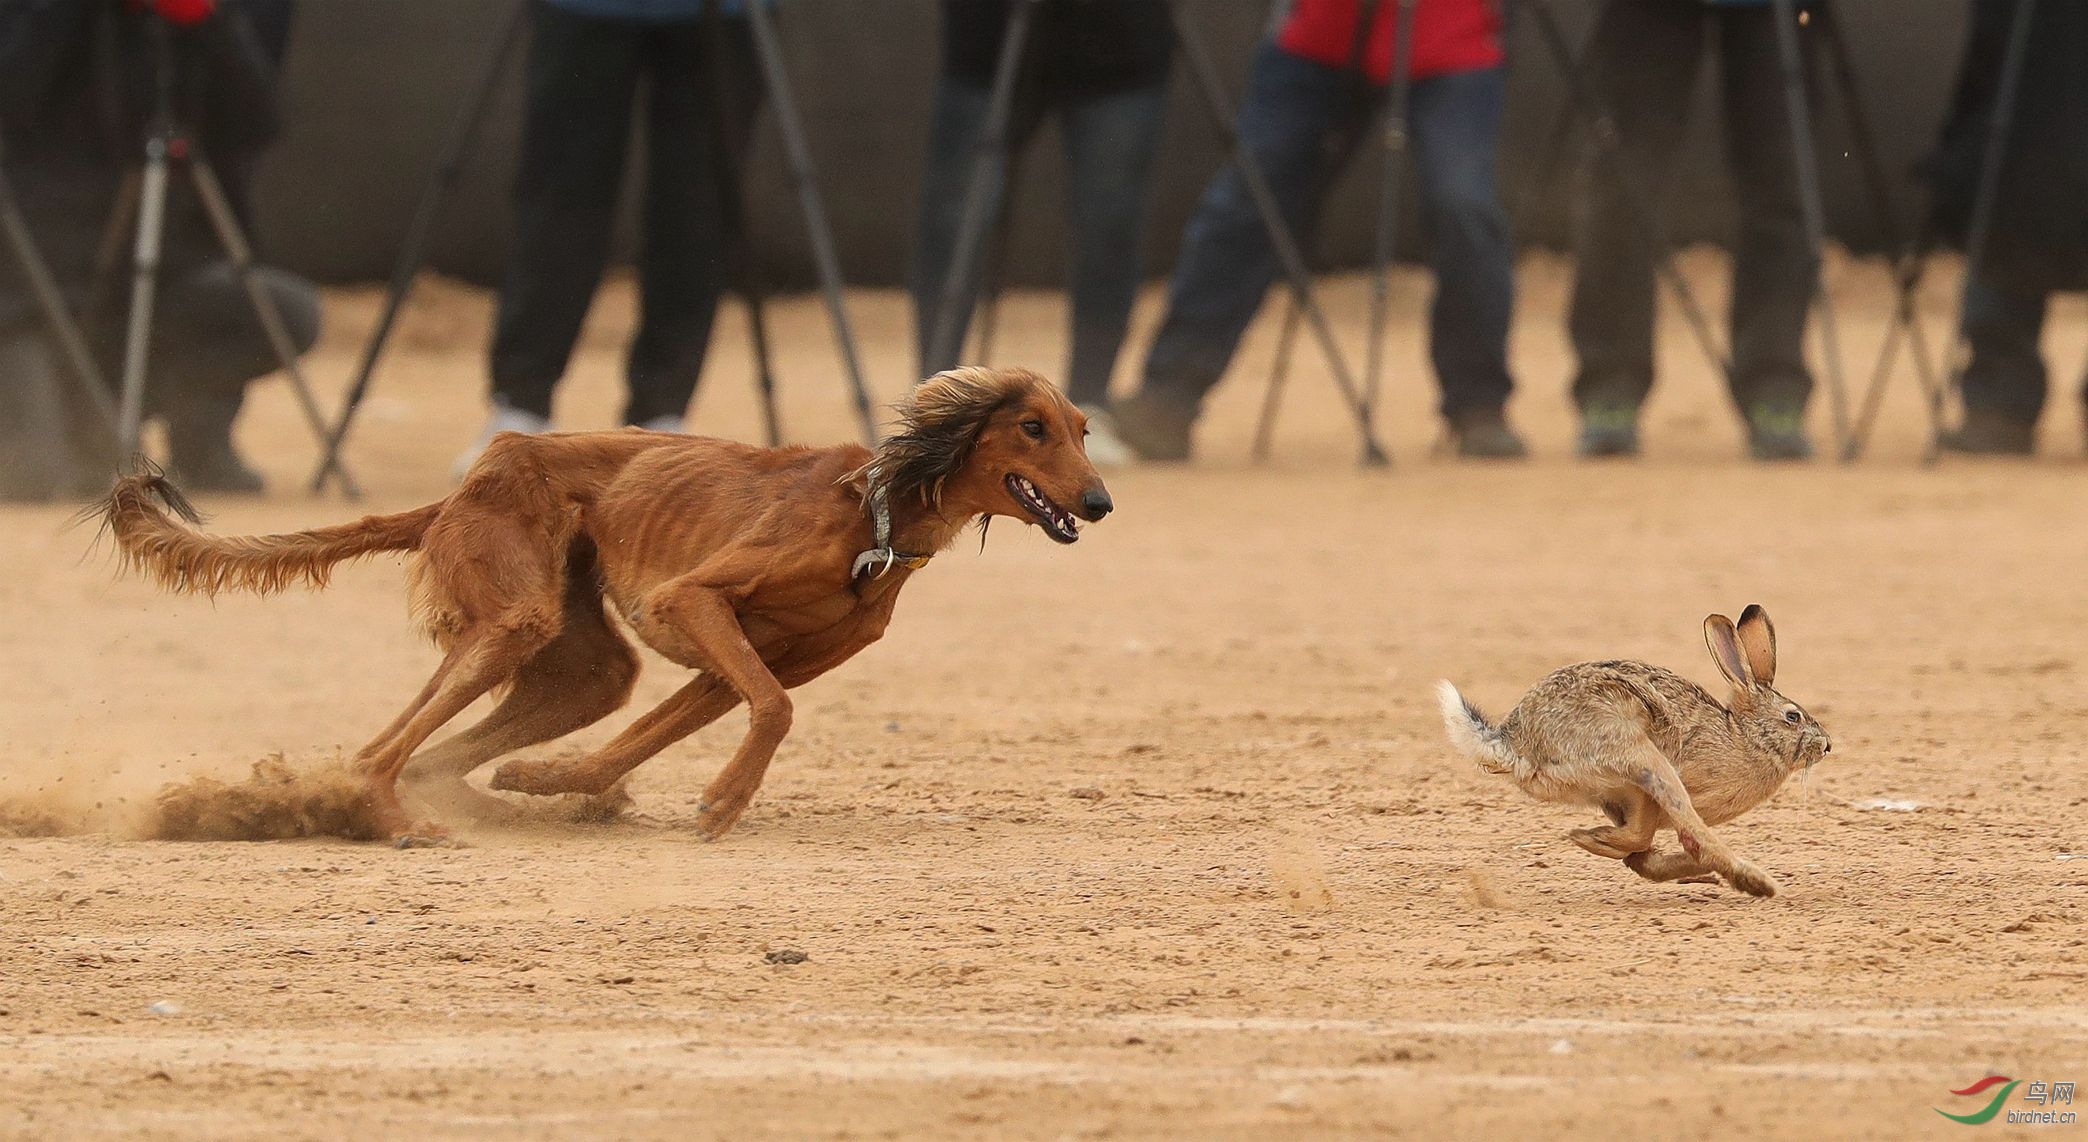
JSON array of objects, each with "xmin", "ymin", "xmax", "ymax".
[
  {"xmin": 1569, "ymin": 825, "xmax": 1642, "ymax": 860},
  {"xmin": 1725, "ymin": 862, "xmax": 1777, "ymax": 898}
]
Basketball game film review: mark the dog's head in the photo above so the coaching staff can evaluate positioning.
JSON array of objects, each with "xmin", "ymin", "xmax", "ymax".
[{"xmin": 876, "ymin": 366, "xmax": 1112, "ymax": 543}]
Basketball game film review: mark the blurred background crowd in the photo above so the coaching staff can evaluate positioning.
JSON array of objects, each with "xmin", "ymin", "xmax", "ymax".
[{"xmin": 1, "ymin": 0, "xmax": 2083, "ymax": 499}]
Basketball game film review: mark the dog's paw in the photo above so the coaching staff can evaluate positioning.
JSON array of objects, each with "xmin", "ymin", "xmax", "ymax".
[
  {"xmin": 694, "ymin": 796, "xmax": 749, "ymax": 842},
  {"xmin": 1725, "ymin": 862, "xmax": 1777, "ymax": 899}
]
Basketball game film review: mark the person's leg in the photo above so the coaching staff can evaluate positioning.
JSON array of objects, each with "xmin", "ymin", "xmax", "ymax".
[
  {"xmin": 1943, "ymin": 276, "xmax": 2047, "ymax": 454},
  {"xmin": 1717, "ymin": 4, "xmax": 1819, "ymax": 428},
  {"xmin": 910, "ymin": 73, "xmax": 1047, "ymax": 379},
  {"xmin": 1056, "ymin": 78, "xmax": 1169, "ymax": 408},
  {"xmin": 1568, "ymin": 0, "xmax": 1708, "ymax": 436},
  {"xmin": 150, "ymin": 261, "xmax": 322, "ymax": 492},
  {"xmin": 1407, "ymin": 65, "xmax": 1518, "ymax": 451},
  {"xmin": 1124, "ymin": 43, "xmax": 1367, "ymax": 457},
  {"xmin": 623, "ymin": 14, "xmax": 763, "ymax": 428},
  {"xmin": 485, "ymin": 2, "xmax": 642, "ymax": 423}
]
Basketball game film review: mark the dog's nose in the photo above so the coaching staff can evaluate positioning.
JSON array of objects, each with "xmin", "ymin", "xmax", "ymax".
[
  {"xmin": 1081, "ymin": 488, "xmax": 1113, "ymax": 520},
  {"xmin": 1821, "ymin": 740, "xmax": 1831, "ymax": 754}
]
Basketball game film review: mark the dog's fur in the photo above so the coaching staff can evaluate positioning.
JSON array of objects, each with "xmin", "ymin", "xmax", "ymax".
[{"xmin": 99, "ymin": 367, "xmax": 1111, "ymax": 840}]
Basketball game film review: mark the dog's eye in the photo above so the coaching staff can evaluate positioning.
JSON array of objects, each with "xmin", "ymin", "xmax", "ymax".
[
  {"xmin": 1020, "ymin": 419, "xmax": 1045, "ymax": 440},
  {"xmin": 1783, "ymin": 709, "xmax": 1802, "ymax": 725}
]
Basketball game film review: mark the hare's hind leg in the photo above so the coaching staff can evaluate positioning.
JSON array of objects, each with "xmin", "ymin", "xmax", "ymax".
[
  {"xmin": 1624, "ymin": 849, "xmax": 1719, "ymax": 884},
  {"xmin": 1624, "ymin": 743, "xmax": 1777, "ymax": 898},
  {"xmin": 1569, "ymin": 790, "xmax": 1660, "ymax": 859}
]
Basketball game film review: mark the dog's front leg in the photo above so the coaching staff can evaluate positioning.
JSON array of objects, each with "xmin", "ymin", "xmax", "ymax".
[{"xmin": 646, "ymin": 577, "xmax": 792, "ymax": 841}]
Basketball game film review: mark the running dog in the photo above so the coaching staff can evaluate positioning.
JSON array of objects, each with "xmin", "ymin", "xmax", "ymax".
[{"xmin": 99, "ymin": 367, "xmax": 1112, "ymax": 841}]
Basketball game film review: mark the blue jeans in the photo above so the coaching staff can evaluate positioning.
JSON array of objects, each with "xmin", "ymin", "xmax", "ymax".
[
  {"xmin": 911, "ymin": 76, "xmax": 1170, "ymax": 406},
  {"xmin": 1961, "ymin": 276, "xmax": 2085, "ymax": 424},
  {"xmin": 1140, "ymin": 45, "xmax": 1515, "ymax": 419}
]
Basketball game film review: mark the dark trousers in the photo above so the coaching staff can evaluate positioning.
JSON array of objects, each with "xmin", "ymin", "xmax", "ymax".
[
  {"xmin": 1961, "ymin": 276, "xmax": 2085, "ymax": 424},
  {"xmin": 1139, "ymin": 45, "xmax": 1514, "ymax": 419},
  {"xmin": 911, "ymin": 76, "xmax": 1169, "ymax": 406},
  {"xmin": 1570, "ymin": 0, "xmax": 1819, "ymax": 412},
  {"xmin": 489, "ymin": 1, "xmax": 761, "ymax": 426},
  {"xmin": 0, "ymin": 260, "xmax": 317, "ymax": 494}
]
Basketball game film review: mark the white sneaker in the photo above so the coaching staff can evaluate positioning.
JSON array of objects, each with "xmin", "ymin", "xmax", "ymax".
[
  {"xmin": 635, "ymin": 415, "xmax": 686, "ymax": 434},
  {"xmin": 1079, "ymin": 404, "xmax": 1135, "ymax": 467},
  {"xmin": 452, "ymin": 404, "xmax": 551, "ymax": 481}
]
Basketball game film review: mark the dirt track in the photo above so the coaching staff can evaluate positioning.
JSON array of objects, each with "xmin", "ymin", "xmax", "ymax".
[{"xmin": 4, "ymin": 257, "xmax": 2087, "ymax": 1138}]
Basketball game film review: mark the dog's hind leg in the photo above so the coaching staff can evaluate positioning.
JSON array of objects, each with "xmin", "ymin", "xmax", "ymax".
[
  {"xmin": 401, "ymin": 595, "xmax": 639, "ymax": 821},
  {"xmin": 352, "ymin": 608, "xmax": 562, "ymax": 839},
  {"xmin": 490, "ymin": 672, "xmax": 740, "ymax": 799}
]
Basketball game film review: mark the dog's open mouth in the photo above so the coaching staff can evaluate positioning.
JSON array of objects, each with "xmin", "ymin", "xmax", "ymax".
[{"xmin": 1005, "ymin": 474, "xmax": 1080, "ymax": 543}]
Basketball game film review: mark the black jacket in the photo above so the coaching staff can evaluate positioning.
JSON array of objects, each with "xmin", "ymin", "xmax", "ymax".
[{"xmin": 939, "ymin": 0, "xmax": 1173, "ymax": 97}]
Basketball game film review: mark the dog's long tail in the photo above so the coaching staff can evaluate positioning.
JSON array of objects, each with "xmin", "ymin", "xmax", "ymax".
[
  {"xmin": 1435, "ymin": 680, "xmax": 1530, "ymax": 781},
  {"xmin": 97, "ymin": 469, "xmax": 442, "ymax": 596}
]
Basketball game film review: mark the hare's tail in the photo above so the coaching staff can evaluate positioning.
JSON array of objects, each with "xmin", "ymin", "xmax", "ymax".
[{"xmin": 1436, "ymin": 681, "xmax": 1530, "ymax": 781}]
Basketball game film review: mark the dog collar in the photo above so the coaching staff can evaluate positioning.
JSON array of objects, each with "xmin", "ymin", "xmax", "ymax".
[
  {"xmin": 853, "ymin": 469, "xmax": 932, "ymax": 582},
  {"xmin": 851, "ymin": 548, "xmax": 933, "ymax": 580}
]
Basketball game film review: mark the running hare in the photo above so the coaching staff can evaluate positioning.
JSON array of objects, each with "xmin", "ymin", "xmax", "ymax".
[{"xmin": 1438, "ymin": 605, "xmax": 1829, "ymax": 898}]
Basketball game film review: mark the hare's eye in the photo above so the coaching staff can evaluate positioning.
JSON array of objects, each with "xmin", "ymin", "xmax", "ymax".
[{"xmin": 1783, "ymin": 709, "xmax": 1802, "ymax": 725}]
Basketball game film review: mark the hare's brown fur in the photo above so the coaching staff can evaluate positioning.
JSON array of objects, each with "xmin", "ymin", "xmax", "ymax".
[{"xmin": 1440, "ymin": 605, "xmax": 1830, "ymax": 898}]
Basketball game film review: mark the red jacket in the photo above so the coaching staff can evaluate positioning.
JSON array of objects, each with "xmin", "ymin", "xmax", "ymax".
[{"xmin": 1276, "ymin": 0, "xmax": 1504, "ymax": 83}]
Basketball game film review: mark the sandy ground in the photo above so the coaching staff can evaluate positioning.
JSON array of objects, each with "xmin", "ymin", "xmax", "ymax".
[{"xmin": 4, "ymin": 254, "xmax": 2087, "ymax": 1139}]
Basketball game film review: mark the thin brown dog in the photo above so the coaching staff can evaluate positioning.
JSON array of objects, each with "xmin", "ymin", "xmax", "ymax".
[{"xmin": 98, "ymin": 367, "xmax": 1111, "ymax": 841}]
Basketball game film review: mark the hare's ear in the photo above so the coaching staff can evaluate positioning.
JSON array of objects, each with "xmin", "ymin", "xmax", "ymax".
[
  {"xmin": 1735, "ymin": 604, "xmax": 1776, "ymax": 687},
  {"xmin": 1703, "ymin": 614, "xmax": 1754, "ymax": 691}
]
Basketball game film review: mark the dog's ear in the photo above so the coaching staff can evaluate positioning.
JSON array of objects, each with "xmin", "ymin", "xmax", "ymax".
[{"xmin": 876, "ymin": 367, "xmax": 1033, "ymax": 506}]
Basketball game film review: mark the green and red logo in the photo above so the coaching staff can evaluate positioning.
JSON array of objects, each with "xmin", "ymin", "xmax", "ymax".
[{"xmin": 1937, "ymin": 1076, "xmax": 2021, "ymax": 1125}]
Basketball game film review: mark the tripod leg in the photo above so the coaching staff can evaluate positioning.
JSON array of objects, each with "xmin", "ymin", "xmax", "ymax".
[
  {"xmin": 117, "ymin": 141, "xmax": 172, "ymax": 456},
  {"xmin": 973, "ymin": 146, "xmax": 1027, "ymax": 367},
  {"xmin": 186, "ymin": 153, "xmax": 363, "ymax": 498},
  {"xmin": 743, "ymin": 0, "xmax": 880, "ymax": 443},
  {"xmin": 1526, "ymin": 0, "xmax": 1733, "ymax": 386},
  {"xmin": 701, "ymin": 0, "xmax": 782, "ymax": 447},
  {"xmin": 1816, "ymin": 3, "xmax": 1943, "ymax": 460},
  {"xmin": 1770, "ymin": 0, "xmax": 1852, "ymax": 457},
  {"xmin": 1935, "ymin": 0, "xmax": 2038, "ymax": 462},
  {"xmin": 1361, "ymin": 0, "xmax": 1419, "ymax": 439},
  {"xmin": 310, "ymin": 0, "xmax": 526, "ymax": 494},
  {"xmin": 925, "ymin": 0, "xmax": 1034, "ymax": 379},
  {"xmin": 1250, "ymin": 297, "xmax": 1303, "ymax": 462},
  {"xmin": 1168, "ymin": 0, "xmax": 1390, "ymax": 468},
  {"xmin": 0, "ymin": 151, "xmax": 123, "ymax": 448}
]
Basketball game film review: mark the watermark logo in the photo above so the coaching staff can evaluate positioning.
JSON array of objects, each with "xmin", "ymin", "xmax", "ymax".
[{"xmin": 1935, "ymin": 1075, "xmax": 2077, "ymax": 1126}]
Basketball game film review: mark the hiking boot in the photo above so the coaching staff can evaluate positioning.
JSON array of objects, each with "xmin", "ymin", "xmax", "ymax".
[
  {"xmin": 1745, "ymin": 403, "xmax": 1814, "ymax": 462},
  {"xmin": 1077, "ymin": 404, "xmax": 1135, "ymax": 467},
  {"xmin": 1938, "ymin": 408, "xmax": 2035, "ymax": 456},
  {"xmin": 1449, "ymin": 407, "xmax": 1528, "ymax": 460},
  {"xmin": 169, "ymin": 438, "xmax": 265, "ymax": 495},
  {"xmin": 1107, "ymin": 391, "xmax": 1195, "ymax": 462},
  {"xmin": 453, "ymin": 403, "xmax": 552, "ymax": 481},
  {"xmin": 1576, "ymin": 402, "xmax": 1641, "ymax": 458}
]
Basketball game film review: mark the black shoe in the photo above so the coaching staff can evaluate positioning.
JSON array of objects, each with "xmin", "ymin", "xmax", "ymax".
[
  {"xmin": 1938, "ymin": 409, "xmax": 2035, "ymax": 456},
  {"xmin": 1449, "ymin": 407, "xmax": 1528, "ymax": 460},
  {"xmin": 1745, "ymin": 404, "xmax": 1814, "ymax": 462},
  {"xmin": 1107, "ymin": 392, "xmax": 1196, "ymax": 462},
  {"xmin": 1576, "ymin": 402, "xmax": 1641, "ymax": 458},
  {"xmin": 169, "ymin": 440, "xmax": 265, "ymax": 495}
]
